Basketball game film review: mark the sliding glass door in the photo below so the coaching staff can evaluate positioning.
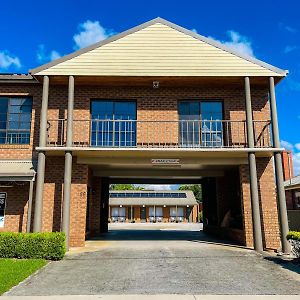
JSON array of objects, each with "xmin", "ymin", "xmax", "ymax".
[
  {"xmin": 178, "ymin": 101, "xmax": 223, "ymax": 147},
  {"xmin": 91, "ymin": 100, "xmax": 136, "ymax": 147}
]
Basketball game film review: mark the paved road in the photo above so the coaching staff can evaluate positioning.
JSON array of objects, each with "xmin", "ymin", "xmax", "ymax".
[{"xmin": 6, "ymin": 223, "xmax": 300, "ymax": 295}]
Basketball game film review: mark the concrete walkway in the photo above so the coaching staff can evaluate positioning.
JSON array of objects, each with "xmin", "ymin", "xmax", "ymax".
[{"xmin": 5, "ymin": 224, "xmax": 300, "ymax": 296}]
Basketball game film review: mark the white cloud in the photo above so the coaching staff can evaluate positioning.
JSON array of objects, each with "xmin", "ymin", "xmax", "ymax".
[
  {"xmin": 295, "ymin": 143, "xmax": 300, "ymax": 151},
  {"xmin": 281, "ymin": 140, "xmax": 294, "ymax": 150},
  {"xmin": 209, "ymin": 30, "xmax": 254, "ymax": 58},
  {"xmin": 73, "ymin": 20, "xmax": 114, "ymax": 49},
  {"xmin": 284, "ymin": 45, "xmax": 299, "ymax": 53},
  {"xmin": 37, "ymin": 44, "xmax": 61, "ymax": 63},
  {"xmin": 0, "ymin": 50, "xmax": 21, "ymax": 71},
  {"xmin": 136, "ymin": 184, "xmax": 174, "ymax": 191}
]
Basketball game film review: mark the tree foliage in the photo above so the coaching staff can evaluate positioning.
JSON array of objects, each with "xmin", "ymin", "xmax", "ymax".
[
  {"xmin": 178, "ymin": 184, "xmax": 202, "ymax": 203},
  {"xmin": 109, "ymin": 184, "xmax": 145, "ymax": 191}
]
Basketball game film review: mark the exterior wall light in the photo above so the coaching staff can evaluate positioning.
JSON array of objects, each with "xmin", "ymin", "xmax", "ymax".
[
  {"xmin": 186, "ymin": 205, "xmax": 189, "ymax": 207},
  {"xmin": 142, "ymin": 205, "xmax": 145, "ymax": 207},
  {"xmin": 120, "ymin": 205, "xmax": 123, "ymax": 207},
  {"xmin": 153, "ymin": 81, "xmax": 159, "ymax": 88}
]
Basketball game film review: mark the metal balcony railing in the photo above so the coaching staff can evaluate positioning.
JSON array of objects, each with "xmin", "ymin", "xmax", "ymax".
[{"xmin": 46, "ymin": 119, "xmax": 272, "ymax": 148}]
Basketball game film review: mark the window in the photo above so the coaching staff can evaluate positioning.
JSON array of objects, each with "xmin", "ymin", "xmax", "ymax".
[
  {"xmin": 178, "ymin": 101, "xmax": 223, "ymax": 147},
  {"xmin": 170, "ymin": 207, "xmax": 177, "ymax": 217},
  {"xmin": 91, "ymin": 100, "xmax": 136, "ymax": 147},
  {"xmin": 111, "ymin": 207, "xmax": 126, "ymax": 217},
  {"xmin": 155, "ymin": 207, "xmax": 163, "ymax": 217},
  {"xmin": 0, "ymin": 193, "xmax": 6, "ymax": 227},
  {"xmin": 0, "ymin": 97, "xmax": 32, "ymax": 144},
  {"xmin": 169, "ymin": 206, "xmax": 184, "ymax": 217}
]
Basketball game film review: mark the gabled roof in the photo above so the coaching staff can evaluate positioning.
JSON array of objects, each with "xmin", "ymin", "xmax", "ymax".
[
  {"xmin": 30, "ymin": 17, "xmax": 287, "ymax": 77},
  {"xmin": 109, "ymin": 190, "xmax": 197, "ymax": 206}
]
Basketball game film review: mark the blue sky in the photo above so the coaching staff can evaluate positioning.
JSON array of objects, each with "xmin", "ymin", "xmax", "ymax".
[{"xmin": 1, "ymin": 0, "xmax": 300, "ymax": 181}]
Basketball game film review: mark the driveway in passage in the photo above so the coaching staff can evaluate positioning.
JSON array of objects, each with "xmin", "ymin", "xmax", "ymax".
[{"xmin": 7, "ymin": 223, "xmax": 300, "ymax": 295}]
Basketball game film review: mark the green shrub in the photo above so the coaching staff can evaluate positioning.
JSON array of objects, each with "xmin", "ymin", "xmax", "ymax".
[
  {"xmin": 287, "ymin": 231, "xmax": 300, "ymax": 258},
  {"xmin": 0, "ymin": 232, "xmax": 66, "ymax": 260},
  {"xmin": 287, "ymin": 231, "xmax": 300, "ymax": 241}
]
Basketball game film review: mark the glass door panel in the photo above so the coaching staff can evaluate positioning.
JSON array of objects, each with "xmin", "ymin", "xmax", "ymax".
[{"xmin": 91, "ymin": 100, "xmax": 136, "ymax": 147}]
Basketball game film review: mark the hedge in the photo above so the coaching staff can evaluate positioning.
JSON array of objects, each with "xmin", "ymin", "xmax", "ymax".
[
  {"xmin": 287, "ymin": 231, "xmax": 300, "ymax": 258},
  {"xmin": 0, "ymin": 232, "xmax": 66, "ymax": 260}
]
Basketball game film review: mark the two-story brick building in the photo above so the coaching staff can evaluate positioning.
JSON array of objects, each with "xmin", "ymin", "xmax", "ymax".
[{"xmin": 0, "ymin": 18, "xmax": 290, "ymax": 252}]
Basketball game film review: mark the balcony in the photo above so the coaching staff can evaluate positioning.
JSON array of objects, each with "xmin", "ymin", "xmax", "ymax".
[{"xmin": 46, "ymin": 119, "xmax": 272, "ymax": 149}]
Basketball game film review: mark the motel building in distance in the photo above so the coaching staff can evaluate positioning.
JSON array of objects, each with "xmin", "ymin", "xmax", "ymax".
[
  {"xmin": 107, "ymin": 190, "xmax": 199, "ymax": 223},
  {"xmin": 0, "ymin": 17, "xmax": 290, "ymax": 253}
]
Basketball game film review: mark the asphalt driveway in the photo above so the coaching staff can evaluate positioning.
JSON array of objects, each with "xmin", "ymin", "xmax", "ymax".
[{"xmin": 6, "ymin": 223, "xmax": 300, "ymax": 295}]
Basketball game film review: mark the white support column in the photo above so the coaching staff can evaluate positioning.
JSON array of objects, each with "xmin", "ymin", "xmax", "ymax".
[
  {"xmin": 244, "ymin": 76, "xmax": 263, "ymax": 252},
  {"xmin": 62, "ymin": 75, "xmax": 74, "ymax": 249},
  {"xmin": 269, "ymin": 77, "xmax": 290, "ymax": 254},
  {"xmin": 33, "ymin": 75, "xmax": 49, "ymax": 232}
]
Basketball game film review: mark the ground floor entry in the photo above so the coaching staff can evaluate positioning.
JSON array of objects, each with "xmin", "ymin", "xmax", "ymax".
[
  {"xmin": 0, "ymin": 154, "xmax": 282, "ymax": 252},
  {"xmin": 6, "ymin": 223, "xmax": 300, "ymax": 296}
]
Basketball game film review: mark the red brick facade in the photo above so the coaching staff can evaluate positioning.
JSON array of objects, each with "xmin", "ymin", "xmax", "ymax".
[{"xmin": 0, "ymin": 81, "xmax": 281, "ymax": 249}]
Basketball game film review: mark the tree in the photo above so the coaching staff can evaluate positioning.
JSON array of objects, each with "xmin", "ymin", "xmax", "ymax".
[
  {"xmin": 178, "ymin": 184, "xmax": 202, "ymax": 203},
  {"xmin": 109, "ymin": 184, "xmax": 145, "ymax": 191}
]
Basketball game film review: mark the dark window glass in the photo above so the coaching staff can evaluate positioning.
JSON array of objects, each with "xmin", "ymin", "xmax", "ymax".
[
  {"xmin": 0, "ymin": 97, "xmax": 32, "ymax": 144},
  {"xmin": 91, "ymin": 100, "xmax": 136, "ymax": 147},
  {"xmin": 179, "ymin": 100, "xmax": 223, "ymax": 147}
]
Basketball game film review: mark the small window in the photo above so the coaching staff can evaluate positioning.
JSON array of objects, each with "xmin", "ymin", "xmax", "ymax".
[
  {"xmin": 0, "ymin": 97, "xmax": 33, "ymax": 144},
  {"xmin": 0, "ymin": 192, "xmax": 7, "ymax": 227}
]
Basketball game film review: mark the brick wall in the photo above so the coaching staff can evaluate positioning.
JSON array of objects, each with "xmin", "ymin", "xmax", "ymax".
[
  {"xmin": 88, "ymin": 176, "xmax": 101, "ymax": 236},
  {"xmin": 282, "ymin": 151, "xmax": 294, "ymax": 181},
  {"xmin": 42, "ymin": 156, "xmax": 88, "ymax": 247},
  {"xmin": 0, "ymin": 183, "xmax": 30, "ymax": 232}
]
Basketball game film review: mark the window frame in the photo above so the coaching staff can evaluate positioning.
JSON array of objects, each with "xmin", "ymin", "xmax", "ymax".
[
  {"xmin": 177, "ymin": 99, "xmax": 225, "ymax": 147},
  {"xmin": 0, "ymin": 97, "xmax": 33, "ymax": 145},
  {"xmin": 90, "ymin": 99, "xmax": 137, "ymax": 147}
]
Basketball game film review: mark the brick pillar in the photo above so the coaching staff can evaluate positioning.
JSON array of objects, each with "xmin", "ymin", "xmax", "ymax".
[
  {"xmin": 256, "ymin": 157, "xmax": 281, "ymax": 250},
  {"xmin": 240, "ymin": 159, "xmax": 281, "ymax": 250},
  {"xmin": 239, "ymin": 164, "xmax": 254, "ymax": 247}
]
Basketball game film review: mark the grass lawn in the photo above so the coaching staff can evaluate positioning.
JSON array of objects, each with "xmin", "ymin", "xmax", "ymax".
[{"xmin": 0, "ymin": 258, "xmax": 47, "ymax": 295}]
